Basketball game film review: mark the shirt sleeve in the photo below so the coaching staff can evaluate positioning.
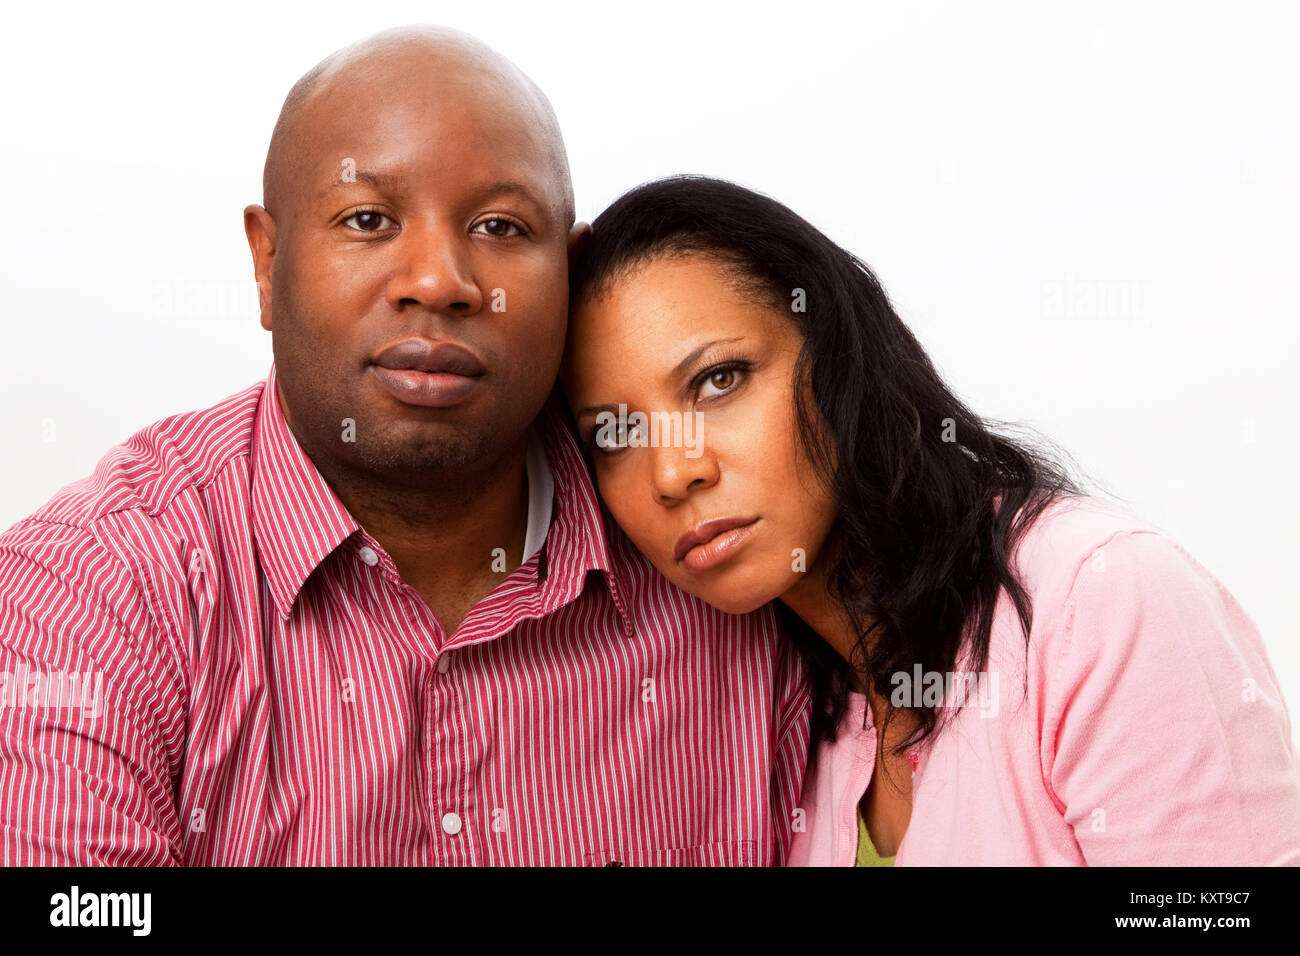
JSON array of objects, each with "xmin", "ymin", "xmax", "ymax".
[
  {"xmin": 0, "ymin": 518, "xmax": 186, "ymax": 865},
  {"xmin": 1043, "ymin": 529, "xmax": 1300, "ymax": 865},
  {"xmin": 769, "ymin": 630, "xmax": 812, "ymax": 866}
]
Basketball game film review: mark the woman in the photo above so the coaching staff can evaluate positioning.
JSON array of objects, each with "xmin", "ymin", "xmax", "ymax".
[{"xmin": 561, "ymin": 175, "xmax": 1300, "ymax": 866}]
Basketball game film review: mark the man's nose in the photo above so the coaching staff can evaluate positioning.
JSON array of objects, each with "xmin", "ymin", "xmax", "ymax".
[
  {"xmin": 384, "ymin": 220, "xmax": 484, "ymax": 314},
  {"xmin": 650, "ymin": 434, "xmax": 719, "ymax": 504}
]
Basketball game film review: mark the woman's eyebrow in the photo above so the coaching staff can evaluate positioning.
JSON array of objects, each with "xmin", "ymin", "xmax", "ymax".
[
  {"xmin": 669, "ymin": 337, "xmax": 745, "ymax": 380},
  {"xmin": 575, "ymin": 402, "xmax": 618, "ymax": 420},
  {"xmin": 574, "ymin": 336, "xmax": 749, "ymax": 419}
]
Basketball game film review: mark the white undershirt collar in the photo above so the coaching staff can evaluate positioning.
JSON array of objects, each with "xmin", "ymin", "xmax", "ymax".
[{"xmin": 522, "ymin": 425, "xmax": 554, "ymax": 565}]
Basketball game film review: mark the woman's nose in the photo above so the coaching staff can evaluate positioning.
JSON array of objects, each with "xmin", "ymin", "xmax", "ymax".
[{"xmin": 650, "ymin": 428, "xmax": 718, "ymax": 503}]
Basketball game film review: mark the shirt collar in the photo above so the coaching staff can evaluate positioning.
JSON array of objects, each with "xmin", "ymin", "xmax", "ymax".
[
  {"xmin": 530, "ymin": 389, "xmax": 635, "ymax": 633},
  {"xmin": 251, "ymin": 363, "xmax": 362, "ymax": 621},
  {"xmin": 521, "ymin": 425, "xmax": 553, "ymax": 565},
  {"xmin": 250, "ymin": 364, "xmax": 633, "ymax": 632}
]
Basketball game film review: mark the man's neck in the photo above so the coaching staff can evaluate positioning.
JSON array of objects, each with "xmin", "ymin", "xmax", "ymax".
[
  {"xmin": 335, "ymin": 442, "xmax": 530, "ymax": 635},
  {"xmin": 278, "ymin": 380, "xmax": 534, "ymax": 634}
]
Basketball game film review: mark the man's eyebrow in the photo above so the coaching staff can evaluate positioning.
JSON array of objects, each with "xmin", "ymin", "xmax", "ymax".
[
  {"xmin": 320, "ymin": 175, "xmax": 551, "ymax": 214},
  {"xmin": 475, "ymin": 180, "xmax": 550, "ymax": 212},
  {"xmin": 321, "ymin": 169, "xmax": 400, "ymax": 195}
]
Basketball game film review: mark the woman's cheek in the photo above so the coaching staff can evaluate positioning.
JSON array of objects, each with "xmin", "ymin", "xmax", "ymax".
[
  {"xmin": 729, "ymin": 380, "xmax": 786, "ymax": 454},
  {"xmin": 599, "ymin": 469, "xmax": 657, "ymax": 554}
]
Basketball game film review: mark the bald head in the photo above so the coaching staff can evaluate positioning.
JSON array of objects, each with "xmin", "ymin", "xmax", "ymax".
[{"xmin": 262, "ymin": 25, "xmax": 574, "ymax": 225}]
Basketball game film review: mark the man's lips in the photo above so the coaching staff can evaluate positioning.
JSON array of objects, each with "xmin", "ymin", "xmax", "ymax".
[
  {"xmin": 369, "ymin": 338, "xmax": 487, "ymax": 408},
  {"xmin": 674, "ymin": 516, "xmax": 760, "ymax": 569},
  {"xmin": 372, "ymin": 338, "xmax": 487, "ymax": 376}
]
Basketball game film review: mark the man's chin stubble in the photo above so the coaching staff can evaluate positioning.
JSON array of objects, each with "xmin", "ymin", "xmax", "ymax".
[{"xmin": 355, "ymin": 424, "xmax": 497, "ymax": 478}]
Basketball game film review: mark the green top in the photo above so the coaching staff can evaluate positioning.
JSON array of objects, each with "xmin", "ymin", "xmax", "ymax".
[{"xmin": 855, "ymin": 807, "xmax": 897, "ymax": 867}]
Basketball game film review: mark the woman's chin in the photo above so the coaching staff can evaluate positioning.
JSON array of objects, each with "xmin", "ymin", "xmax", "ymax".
[{"xmin": 664, "ymin": 571, "xmax": 782, "ymax": 617}]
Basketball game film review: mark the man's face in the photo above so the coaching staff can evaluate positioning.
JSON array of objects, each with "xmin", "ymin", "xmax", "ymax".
[{"xmin": 252, "ymin": 70, "xmax": 575, "ymax": 486}]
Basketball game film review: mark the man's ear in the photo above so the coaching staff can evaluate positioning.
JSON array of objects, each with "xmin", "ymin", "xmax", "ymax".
[
  {"xmin": 243, "ymin": 205, "xmax": 278, "ymax": 332},
  {"xmin": 567, "ymin": 220, "xmax": 592, "ymax": 266}
]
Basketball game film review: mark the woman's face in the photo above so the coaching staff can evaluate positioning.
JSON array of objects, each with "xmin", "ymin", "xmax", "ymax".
[{"xmin": 563, "ymin": 254, "xmax": 838, "ymax": 615}]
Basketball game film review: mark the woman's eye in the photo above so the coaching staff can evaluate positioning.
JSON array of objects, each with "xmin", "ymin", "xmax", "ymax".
[
  {"xmin": 473, "ymin": 218, "xmax": 523, "ymax": 238},
  {"xmin": 698, "ymin": 367, "xmax": 742, "ymax": 399},
  {"xmin": 592, "ymin": 420, "xmax": 643, "ymax": 453},
  {"xmin": 343, "ymin": 210, "xmax": 396, "ymax": 232}
]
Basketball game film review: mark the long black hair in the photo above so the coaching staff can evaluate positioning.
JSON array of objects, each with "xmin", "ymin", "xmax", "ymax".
[{"xmin": 569, "ymin": 175, "xmax": 1080, "ymax": 768}]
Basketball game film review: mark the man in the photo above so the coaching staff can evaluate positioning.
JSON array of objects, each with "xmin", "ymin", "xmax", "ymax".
[{"xmin": 0, "ymin": 26, "xmax": 810, "ymax": 866}]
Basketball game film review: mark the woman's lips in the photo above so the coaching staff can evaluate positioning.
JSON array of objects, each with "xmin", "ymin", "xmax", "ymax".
[{"xmin": 675, "ymin": 517, "xmax": 759, "ymax": 573}]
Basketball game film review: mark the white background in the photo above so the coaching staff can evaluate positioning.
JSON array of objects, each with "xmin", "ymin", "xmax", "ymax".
[{"xmin": 2, "ymin": 2, "xmax": 1297, "ymax": 730}]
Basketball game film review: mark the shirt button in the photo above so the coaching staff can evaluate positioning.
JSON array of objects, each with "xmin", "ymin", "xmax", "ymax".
[
  {"xmin": 437, "ymin": 654, "xmax": 451, "ymax": 674},
  {"xmin": 441, "ymin": 812, "xmax": 463, "ymax": 835},
  {"xmin": 358, "ymin": 546, "xmax": 379, "ymax": 567}
]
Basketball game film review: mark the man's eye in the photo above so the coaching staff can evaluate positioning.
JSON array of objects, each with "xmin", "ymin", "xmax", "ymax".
[
  {"xmin": 343, "ymin": 210, "xmax": 396, "ymax": 232},
  {"xmin": 472, "ymin": 218, "xmax": 524, "ymax": 238}
]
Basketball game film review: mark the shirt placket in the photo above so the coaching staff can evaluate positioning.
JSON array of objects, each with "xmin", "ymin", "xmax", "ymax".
[{"xmin": 353, "ymin": 534, "xmax": 477, "ymax": 865}]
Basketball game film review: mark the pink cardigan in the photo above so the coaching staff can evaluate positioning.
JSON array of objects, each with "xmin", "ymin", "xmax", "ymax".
[{"xmin": 787, "ymin": 497, "xmax": 1300, "ymax": 866}]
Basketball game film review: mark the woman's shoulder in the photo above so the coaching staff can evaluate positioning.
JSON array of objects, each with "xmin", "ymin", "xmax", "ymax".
[
  {"xmin": 1004, "ymin": 494, "xmax": 1265, "ymax": 688},
  {"xmin": 1004, "ymin": 499, "xmax": 1300, "ymax": 866},
  {"xmin": 980, "ymin": 493, "xmax": 1272, "ymax": 701},
  {"xmin": 1012, "ymin": 494, "xmax": 1159, "ymax": 570},
  {"xmin": 1008, "ymin": 494, "xmax": 1211, "ymax": 625}
]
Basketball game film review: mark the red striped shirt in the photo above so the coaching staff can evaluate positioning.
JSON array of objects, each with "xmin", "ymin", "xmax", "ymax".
[{"xmin": 0, "ymin": 364, "xmax": 810, "ymax": 866}]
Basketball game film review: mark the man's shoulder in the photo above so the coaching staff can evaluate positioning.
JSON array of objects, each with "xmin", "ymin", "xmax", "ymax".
[{"xmin": 12, "ymin": 379, "xmax": 266, "ymax": 537}]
